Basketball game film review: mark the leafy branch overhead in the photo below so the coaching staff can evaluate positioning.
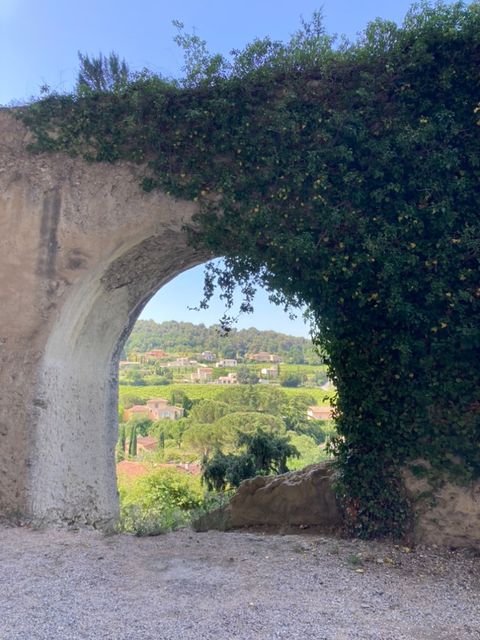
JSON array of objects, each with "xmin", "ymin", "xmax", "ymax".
[
  {"xmin": 19, "ymin": 1, "xmax": 480, "ymax": 538},
  {"xmin": 76, "ymin": 52, "xmax": 131, "ymax": 95}
]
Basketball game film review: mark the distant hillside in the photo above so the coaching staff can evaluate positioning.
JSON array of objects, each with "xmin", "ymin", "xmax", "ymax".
[{"xmin": 124, "ymin": 320, "xmax": 322, "ymax": 364}]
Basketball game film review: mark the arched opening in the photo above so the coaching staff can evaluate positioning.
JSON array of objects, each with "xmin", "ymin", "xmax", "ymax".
[
  {"xmin": 30, "ymin": 216, "xmax": 331, "ymax": 527},
  {"xmin": 115, "ymin": 262, "xmax": 333, "ymax": 533},
  {"xmin": 30, "ymin": 229, "xmax": 211, "ymax": 527}
]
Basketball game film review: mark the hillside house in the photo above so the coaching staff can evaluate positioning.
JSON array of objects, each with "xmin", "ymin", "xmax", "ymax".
[
  {"xmin": 166, "ymin": 357, "xmax": 191, "ymax": 367},
  {"xmin": 201, "ymin": 351, "xmax": 216, "ymax": 361},
  {"xmin": 247, "ymin": 352, "xmax": 282, "ymax": 363},
  {"xmin": 261, "ymin": 367, "xmax": 278, "ymax": 378},
  {"xmin": 216, "ymin": 358, "xmax": 237, "ymax": 367},
  {"xmin": 136, "ymin": 435, "xmax": 159, "ymax": 453},
  {"xmin": 307, "ymin": 405, "xmax": 333, "ymax": 421},
  {"xmin": 146, "ymin": 398, "xmax": 184, "ymax": 420},
  {"xmin": 215, "ymin": 373, "xmax": 237, "ymax": 385},
  {"xmin": 144, "ymin": 349, "xmax": 168, "ymax": 359}
]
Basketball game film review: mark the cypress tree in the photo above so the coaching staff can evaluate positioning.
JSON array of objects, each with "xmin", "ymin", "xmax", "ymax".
[
  {"xmin": 128, "ymin": 425, "xmax": 137, "ymax": 458},
  {"xmin": 118, "ymin": 423, "xmax": 126, "ymax": 452},
  {"xmin": 158, "ymin": 429, "xmax": 165, "ymax": 454},
  {"xmin": 116, "ymin": 423, "xmax": 127, "ymax": 462}
]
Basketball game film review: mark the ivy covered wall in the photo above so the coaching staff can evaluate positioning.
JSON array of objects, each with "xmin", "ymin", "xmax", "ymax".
[{"xmin": 20, "ymin": 2, "xmax": 480, "ymax": 536}]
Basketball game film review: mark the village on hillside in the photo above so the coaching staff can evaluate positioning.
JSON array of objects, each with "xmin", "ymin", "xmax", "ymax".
[
  {"xmin": 115, "ymin": 319, "xmax": 336, "ymax": 502},
  {"xmin": 122, "ymin": 349, "xmax": 286, "ymax": 384},
  {"xmin": 117, "ymin": 381, "xmax": 335, "ymax": 481},
  {"xmin": 123, "ymin": 394, "xmax": 333, "ymax": 428},
  {"xmin": 120, "ymin": 344, "xmax": 334, "ymax": 388},
  {"xmin": 120, "ymin": 347, "xmax": 333, "ymax": 423}
]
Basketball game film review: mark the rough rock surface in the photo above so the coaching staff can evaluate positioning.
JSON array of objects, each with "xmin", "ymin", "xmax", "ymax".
[
  {"xmin": 404, "ymin": 463, "xmax": 480, "ymax": 550},
  {"xmin": 196, "ymin": 462, "xmax": 480, "ymax": 551},
  {"xmin": 195, "ymin": 462, "xmax": 341, "ymax": 532},
  {"xmin": 0, "ymin": 525, "xmax": 478, "ymax": 640}
]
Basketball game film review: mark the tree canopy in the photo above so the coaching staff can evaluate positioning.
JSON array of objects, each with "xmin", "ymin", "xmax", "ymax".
[
  {"xmin": 201, "ymin": 428, "xmax": 300, "ymax": 491},
  {"xmin": 124, "ymin": 319, "xmax": 319, "ymax": 363}
]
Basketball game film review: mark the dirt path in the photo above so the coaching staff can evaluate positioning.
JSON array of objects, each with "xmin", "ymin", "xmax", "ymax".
[{"xmin": 0, "ymin": 525, "xmax": 478, "ymax": 640}]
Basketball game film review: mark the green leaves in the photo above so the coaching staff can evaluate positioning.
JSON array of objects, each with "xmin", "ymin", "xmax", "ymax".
[
  {"xmin": 201, "ymin": 427, "xmax": 300, "ymax": 490},
  {"xmin": 76, "ymin": 52, "xmax": 131, "ymax": 95}
]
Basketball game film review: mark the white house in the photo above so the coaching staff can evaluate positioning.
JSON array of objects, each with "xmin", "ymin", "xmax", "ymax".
[{"xmin": 216, "ymin": 358, "xmax": 237, "ymax": 368}]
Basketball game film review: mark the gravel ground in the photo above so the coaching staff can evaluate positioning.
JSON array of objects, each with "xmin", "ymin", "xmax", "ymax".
[{"xmin": 0, "ymin": 525, "xmax": 478, "ymax": 640}]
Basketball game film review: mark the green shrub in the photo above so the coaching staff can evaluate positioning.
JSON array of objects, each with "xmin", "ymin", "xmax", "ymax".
[
  {"xmin": 280, "ymin": 373, "xmax": 303, "ymax": 388},
  {"xmin": 118, "ymin": 503, "xmax": 191, "ymax": 536},
  {"xmin": 118, "ymin": 468, "xmax": 203, "ymax": 535}
]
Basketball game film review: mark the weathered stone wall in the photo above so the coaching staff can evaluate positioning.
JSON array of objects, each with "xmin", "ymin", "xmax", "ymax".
[
  {"xmin": 227, "ymin": 463, "xmax": 340, "ymax": 529},
  {"xmin": 0, "ymin": 109, "xmax": 478, "ymax": 547},
  {"xmin": 195, "ymin": 463, "xmax": 480, "ymax": 549},
  {"xmin": 0, "ymin": 109, "xmax": 207, "ymax": 525},
  {"xmin": 404, "ymin": 465, "xmax": 480, "ymax": 550},
  {"xmin": 193, "ymin": 463, "xmax": 341, "ymax": 533}
]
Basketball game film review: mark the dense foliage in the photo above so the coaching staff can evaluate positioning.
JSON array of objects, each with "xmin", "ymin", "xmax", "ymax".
[
  {"xmin": 118, "ymin": 467, "xmax": 204, "ymax": 535},
  {"xmin": 117, "ymin": 386, "xmax": 330, "ymax": 532},
  {"xmin": 124, "ymin": 319, "xmax": 320, "ymax": 363},
  {"xmin": 20, "ymin": 2, "xmax": 480, "ymax": 537},
  {"xmin": 119, "ymin": 386, "xmax": 331, "ymax": 468},
  {"xmin": 202, "ymin": 428, "xmax": 300, "ymax": 491}
]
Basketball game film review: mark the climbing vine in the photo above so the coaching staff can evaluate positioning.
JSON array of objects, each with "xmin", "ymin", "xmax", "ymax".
[{"xmin": 18, "ymin": 2, "xmax": 480, "ymax": 538}]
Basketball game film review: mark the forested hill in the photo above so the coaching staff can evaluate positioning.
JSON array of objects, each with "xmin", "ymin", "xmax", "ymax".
[{"xmin": 125, "ymin": 320, "xmax": 322, "ymax": 364}]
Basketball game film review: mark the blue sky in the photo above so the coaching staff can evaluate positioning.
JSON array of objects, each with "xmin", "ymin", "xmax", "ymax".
[{"xmin": 1, "ymin": 0, "xmax": 451, "ymax": 337}]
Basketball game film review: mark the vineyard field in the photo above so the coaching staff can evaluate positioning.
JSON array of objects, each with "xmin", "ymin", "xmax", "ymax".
[{"xmin": 119, "ymin": 383, "xmax": 334, "ymax": 407}]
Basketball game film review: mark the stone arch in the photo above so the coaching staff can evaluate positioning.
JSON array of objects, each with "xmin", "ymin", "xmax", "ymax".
[
  {"xmin": 0, "ymin": 110, "xmax": 210, "ymax": 524},
  {"xmin": 2, "ymin": 97, "xmax": 479, "ymax": 545},
  {"xmin": 32, "ymin": 240, "xmax": 212, "ymax": 526}
]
